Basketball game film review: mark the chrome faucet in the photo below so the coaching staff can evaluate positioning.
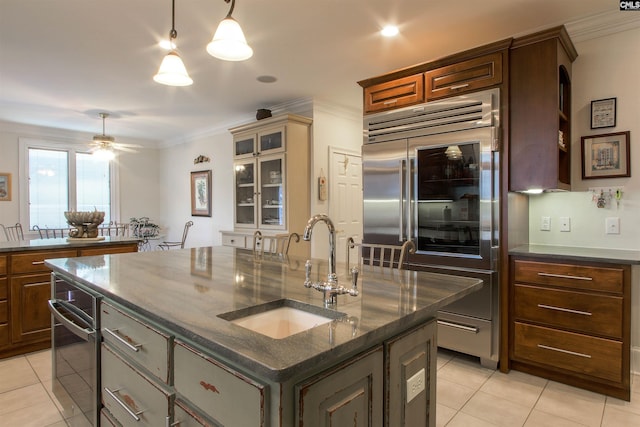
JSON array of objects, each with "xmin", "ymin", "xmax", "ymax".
[
  {"xmin": 303, "ymin": 214, "xmax": 337, "ymax": 284},
  {"xmin": 303, "ymin": 214, "xmax": 359, "ymax": 307}
]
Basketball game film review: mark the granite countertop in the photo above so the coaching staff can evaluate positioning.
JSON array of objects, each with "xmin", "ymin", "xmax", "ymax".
[
  {"xmin": 509, "ymin": 244, "xmax": 640, "ymax": 265},
  {"xmin": 46, "ymin": 246, "xmax": 482, "ymax": 382},
  {"xmin": 0, "ymin": 236, "xmax": 140, "ymax": 252}
]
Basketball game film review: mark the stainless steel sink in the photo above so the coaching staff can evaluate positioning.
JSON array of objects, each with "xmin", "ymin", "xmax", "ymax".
[{"xmin": 218, "ymin": 299, "xmax": 346, "ymax": 339}]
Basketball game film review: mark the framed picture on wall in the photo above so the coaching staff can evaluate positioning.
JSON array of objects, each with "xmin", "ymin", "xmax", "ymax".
[
  {"xmin": 0, "ymin": 173, "xmax": 11, "ymax": 201},
  {"xmin": 581, "ymin": 131, "xmax": 631, "ymax": 179},
  {"xmin": 590, "ymin": 97, "xmax": 617, "ymax": 129},
  {"xmin": 191, "ymin": 170, "xmax": 212, "ymax": 217}
]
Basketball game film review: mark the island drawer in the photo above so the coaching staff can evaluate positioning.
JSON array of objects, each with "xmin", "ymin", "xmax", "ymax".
[
  {"xmin": 101, "ymin": 343, "xmax": 172, "ymax": 427},
  {"xmin": 101, "ymin": 301, "xmax": 171, "ymax": 383},
  {"xmin": 513, "ymin": 260, "xmax": 623, "ymax": 293},
  {"xmin": 0, "ymin": 256, "xmax": 6, "ymax": 275},
  {"xmin": 174, "ymin": 341, "xmax": 266, "ymax": 427},
  {"xmin": 513, "ymin": 322, "xmax": 622, "ymax": 383},
  {"xmin": 221, "ymin": 233, "xmax": 246, "ymax": 248},
  {"xmin": 11, "ymin": 250, "xmax": 77, "ymax": 274},
  {"xmin": 174, "ymin": 399, "xmax": 219, "ymax": 427},
  {"xmin": 514, "ymin": 284, "xmax": 623, "ymax": 338},
  {"xmin": 79, "ymin": 244, "xmax": 137, "ymax": 256}
]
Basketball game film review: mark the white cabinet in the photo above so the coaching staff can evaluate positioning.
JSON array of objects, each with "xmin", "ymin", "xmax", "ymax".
[{"xmin": 225, "ymin": 114, "xmax": 312, "ymax": 257}]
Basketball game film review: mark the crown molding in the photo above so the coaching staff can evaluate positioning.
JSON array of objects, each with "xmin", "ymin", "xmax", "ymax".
[{"xmin": 566, "ymin": 10, "xmax": 640, "ymax": 43}]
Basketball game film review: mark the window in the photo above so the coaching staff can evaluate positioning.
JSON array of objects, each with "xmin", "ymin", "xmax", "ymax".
[{"xmin": 19, "ymin": 138, "xmax": 118, "ymax": 230}]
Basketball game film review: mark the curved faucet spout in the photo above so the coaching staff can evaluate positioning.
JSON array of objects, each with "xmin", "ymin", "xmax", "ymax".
[{"xmin": 303, "ymin": 214, "xmax": 337, "ymax": 284}]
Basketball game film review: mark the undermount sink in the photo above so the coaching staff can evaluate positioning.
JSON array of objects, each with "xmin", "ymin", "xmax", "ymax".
[{"xmin": 218, "ymin": 299, "xmax": 346, "ymax": 339}]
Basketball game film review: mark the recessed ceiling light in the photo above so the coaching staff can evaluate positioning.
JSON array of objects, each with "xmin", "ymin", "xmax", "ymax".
[
  {"xmin": 381, "ymin": 25, "xmax": 399, "ymax": 37},
  {"xmin": 257, "ymin": 75, "xmax": 277, "ymax": 83}
]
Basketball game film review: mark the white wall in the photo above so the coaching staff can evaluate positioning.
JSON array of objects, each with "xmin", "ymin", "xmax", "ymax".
[
  {"xmin": 527, "ymin": 26, "xmax": 640, "ymax": 373},
  {"xmin": 0, "ymin": 120, "xmax": 161, "ymax": 231},
  {"xmin": 157, "ymin": 131, "xmax": 234, "ymax": 248}
]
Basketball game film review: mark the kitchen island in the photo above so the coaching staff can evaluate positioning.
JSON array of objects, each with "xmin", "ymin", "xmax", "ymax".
[
  {"xmin": 46, "ymin": 246, "xmax": 482, "ymax": 426},
  {"xmin": 0, "ymin": 236, "xmax": 139, "ymax": 359}
]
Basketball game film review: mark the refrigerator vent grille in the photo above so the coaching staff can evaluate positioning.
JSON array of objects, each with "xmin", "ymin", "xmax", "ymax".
[{"xmin": 365, "ymin": 89, "xmax": 497, "ymax": 143}]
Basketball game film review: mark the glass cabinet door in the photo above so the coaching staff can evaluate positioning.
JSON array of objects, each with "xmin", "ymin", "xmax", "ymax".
[
  {"xmin": 234, "ymin": 160, "xmax": 256, "ymax": 227},
  {"xmin": 258, "ymin": 127, "xmax": 284, "ymax": 155},
  {"xmin": 234, "ymin": 135, "xmax": 256, "ymax": 158},
  {"xmin": 259, "ymin": 156, "xmax": 285, "ymax": 228}
]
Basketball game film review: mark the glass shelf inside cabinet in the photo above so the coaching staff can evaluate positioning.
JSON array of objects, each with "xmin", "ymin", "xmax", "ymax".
[
  {"xmin": 235, "ymin": 162, "xmax": 256, "ymax": 225},
  {"xmin": 260, "ymin": 157, "xmax": 284, "ymax": 227}
]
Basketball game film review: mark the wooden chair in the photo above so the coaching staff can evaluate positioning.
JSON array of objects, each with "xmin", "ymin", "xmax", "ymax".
[
  {"xmin": 158, "ymin": 221, "xmax": 193, "ymax": 250},
  {"xmin": 32, "ymin": 225, "xmax": 71, "ymax": 239},
  {"xmin": 346, "ymin": 238, "xmax": 415, "ymax": 270},
  {"xmin": 2, "ymin": 223, "xmax": 25, "ymax": 241},
  {"xmin": 253, "ymin": 232, "xmax": 300, "ymax": 257}
]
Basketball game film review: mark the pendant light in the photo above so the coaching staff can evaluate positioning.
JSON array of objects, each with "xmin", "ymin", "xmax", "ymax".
[
  {"xmin": 206, "ymin": 0, "xmax": 253, "ymax": 61},
  {"xmin": 154, "ymin": 0, "xmax": 193, "ymax": 86}
]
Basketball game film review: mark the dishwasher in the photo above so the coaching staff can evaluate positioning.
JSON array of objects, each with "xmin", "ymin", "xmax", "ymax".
[{"xmin": 49, "ymin": 272, "xmax": 100, "ymax": 426}]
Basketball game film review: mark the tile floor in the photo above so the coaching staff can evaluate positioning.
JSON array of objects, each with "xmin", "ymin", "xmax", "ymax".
[{"xmin": 0, "ymin": 348, "xmax": 638, "ymax": 426}]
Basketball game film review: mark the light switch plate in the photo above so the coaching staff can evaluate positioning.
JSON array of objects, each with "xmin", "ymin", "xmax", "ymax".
[
  {"xmin": 559, "ymin": 217, "xmax": 571, "ymax": 232},
  {"xmin": 406, "ymin": 368, "xmax": 426, "ymax": 403},
  {"xmin": 606, "ymin": 217, "xmax": 620, "ymax": 234},
  {"xmin": 540, "ymin": 216, "xmax": 551, "ymax": 231}
]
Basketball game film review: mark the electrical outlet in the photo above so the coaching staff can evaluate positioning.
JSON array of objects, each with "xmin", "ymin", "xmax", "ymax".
[
  {"xmin": 406, "ymin": 368, "xmax": 425, "ymax": 403},
  {"xmin": 606, "ymin": 217, "xmax": 620, "ymax": 234},
  {"xmin": 559, "ymin": 217, "xmax": 571, "ymax": 232},
  {"xmin": 540, "ymin": 216, "xmax": 551, "ymax": 231}
]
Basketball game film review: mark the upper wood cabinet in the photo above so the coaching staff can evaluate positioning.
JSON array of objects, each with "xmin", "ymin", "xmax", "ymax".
[
  {"xmin": 424, "ymin": 52, "xmax": 503, "ymax": 101},
  {"xmin": 509, "ymin": 26, "xmax": 577, "ymax": 192},
  {"xmin": 363, "ymin": 74, "xmax": 424, "ymax": 114}
]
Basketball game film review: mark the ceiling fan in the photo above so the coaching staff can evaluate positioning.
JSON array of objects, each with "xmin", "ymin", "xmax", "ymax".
[{"xmin": 90, "ymin": 112, "xmax": 141, "ymax": 159}]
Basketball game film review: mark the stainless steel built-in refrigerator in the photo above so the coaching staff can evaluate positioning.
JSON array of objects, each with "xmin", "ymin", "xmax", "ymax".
[{"xmin": 362, "ymin": 88, "xmax": 500, "ymax": 368}]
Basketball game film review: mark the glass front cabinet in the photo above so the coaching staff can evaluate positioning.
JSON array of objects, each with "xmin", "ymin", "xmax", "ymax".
[{"xmin": 226, "ymin": 114, "xmax": 312, "ymax": 257}]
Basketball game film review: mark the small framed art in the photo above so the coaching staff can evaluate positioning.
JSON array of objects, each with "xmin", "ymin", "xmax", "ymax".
[
  {"xmin": 590, "ymin": 97, "xmax": 616, "ymax": 129},
  {"xmin": 581, "ymin": 131, "xmax": 630, "ymax": 179},
  {"xmin": 191, "ymin": 170, "xmax": 212, "ymax": 217},
  {"xmin": 0, "ymin": 173, "xmax": 11, "ymax": 201}
]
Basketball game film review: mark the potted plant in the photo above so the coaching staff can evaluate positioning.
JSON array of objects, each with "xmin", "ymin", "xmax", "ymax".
[{"xmin": 129, "ymin": 217, "xmax": 160, "ymax": 238}]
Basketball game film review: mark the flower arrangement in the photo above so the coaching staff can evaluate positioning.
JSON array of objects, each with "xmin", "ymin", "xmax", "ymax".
[{"xmin": 129, "ymin": 217, "xmax": 160, "ymax": 238}]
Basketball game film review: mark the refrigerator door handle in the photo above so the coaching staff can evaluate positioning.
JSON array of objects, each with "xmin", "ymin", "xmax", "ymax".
[{"xmin": 399, "ymin": 159, "xmax": 405, "ymax": 242}]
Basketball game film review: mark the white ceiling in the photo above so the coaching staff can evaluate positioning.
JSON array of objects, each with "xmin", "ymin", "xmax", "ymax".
[{"xmin": 0, "ymin": 1, "xmax": 634, "ymax": 144}]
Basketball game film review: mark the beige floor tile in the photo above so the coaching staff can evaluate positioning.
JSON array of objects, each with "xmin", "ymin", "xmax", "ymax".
[
  {"xmin": 605, "ymin": 391, "xmax": 640, "ymax": 417},
  {"xmin": 0, "ymin": 396, "xmax": 64, "ymax": 426},
  {"xmin": 0, "ymin": 383, "xmax": 53, "ymax": 416},
  {"xmin": 44, "ymin": 421, "xmax": 69, "ymax": 427},
  {"xmin": 436, "ymin": 403, "xmax": 457, "ymax": 427},
  {"xmin": 480, "ymin": 370, "xmax": 547, "ymax": 408},
  {"xmin": 437, "ymin": 356, "xmax": 494, "ymax": 390},
  {"xmin": 524, "ymin": 409, "xmax": 589, "ymax": 427},
  {"xmin": 437, "ymin": 377, "xmax": 477, "ymax": 410},
  {"xmin": 447, "ymin": 411, "xmax": 500, "ymax": 427},
  {"xmin": 601, "ymin": 405, "xmax": 640, "ymax": 427},
  {"xmin": 461, "ymin": 390, "xmax": 531, "ymax": 427},
  {"xmin": 26, "ymin": 348, "xmax": 53, "ymax": 382},
  {"xmin": 437, "ymin": 349, "xmax": 456, "ymax": 370},
  {"xmin": 534, "ymin": 381, "xmax": 605, "ymax": 427},
  {"xmin": 0, "ymin": 355, "xmax": 40, "ymax": 394}
]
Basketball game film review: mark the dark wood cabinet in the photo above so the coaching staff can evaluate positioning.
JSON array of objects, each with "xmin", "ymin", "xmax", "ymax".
[
  {"xmin": 0, "ymin": 241, "xmax": 138, "ymax": 359},
  {"xmin": 509, "ymin": 257, "xmax": 631, "ymax": 400},
  {"xmin": 363, "ymin": 74, "xmax": 424, "ymax": 114},
  {"xmin": 424, "ymin": 52, "xmax": 502, "ymax": 101},
  {"xmin": 509, "ymin": 26, "xmax": 577, "ymax": 192}
]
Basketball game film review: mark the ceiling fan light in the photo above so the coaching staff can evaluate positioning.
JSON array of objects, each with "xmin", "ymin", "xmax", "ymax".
[
  {"xmin": 93, "ymin": 147, "xmax": 116, "ymax": 161},
  {"xmin": 206, "ymin": 17, "xmax": 253, "ymax": 61},
  {"xmin": 154, "ymin": 51, "xmax": 193, "ymax": 86}
]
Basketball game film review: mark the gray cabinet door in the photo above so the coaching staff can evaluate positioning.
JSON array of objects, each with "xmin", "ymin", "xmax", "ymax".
[
  {"xmin": 385, "ymin": 318, "xmax": 437, "ymax": 427},
  {"xmin": 296, "ymin": 345, "xmax": 383, "ymax": 427}
]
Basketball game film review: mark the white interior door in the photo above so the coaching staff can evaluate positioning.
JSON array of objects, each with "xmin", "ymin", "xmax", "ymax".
[{"xmin": 329, "ymin": 147, "xmax": 363, "ymax": 268}]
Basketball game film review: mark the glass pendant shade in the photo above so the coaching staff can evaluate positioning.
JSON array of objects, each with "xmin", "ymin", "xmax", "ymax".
[
  {"xmin": 154, "ymin": 51, "xmax": 193, "ymax": 86},
  {"xmin": 445, "ymin": 145, "xmax": 463, "ymax": 160},
  {"xmin": 206, "ymin": 17, "xmax": 253, "ymax": 61}
]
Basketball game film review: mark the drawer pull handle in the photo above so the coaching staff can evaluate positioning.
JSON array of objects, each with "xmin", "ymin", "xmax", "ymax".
[
  {"xmin": 383, "ymin": 99, "xmax": 398, "ymax": 105},
  {"xmin": 538, "ymin": 272, "xmax": 593, "ymax": 281},
  {"xmin": 31, "ymin": 261, "xmax": 45, "ymax": 265},
  {"xmin": 103, "ymin": 328, "xmax": 142, "ymax": 352},
  {"xmin": 537, "ymin": 304, "xmax": 592, "ymax": 316},
  {"xmin": 537, "ymin": 344, "xmax": 591, "ymax": 359},
  {"xmin": 450, "ymin": 83, "xmax": 470, "ymax": 90},
  {"xmin": 104, "ymin": 387, "xmax": 143, "ymax": 421},
  {"xmin": 437, "ymin": 320, "xmax": 479, "ymax": 333}
]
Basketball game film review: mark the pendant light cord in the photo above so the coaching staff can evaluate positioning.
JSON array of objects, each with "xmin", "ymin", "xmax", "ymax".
[
  {"xmin": 170, "ymin": 0, "xmax": 177, "ymax": 40},
  {"xmin": 224, "ymin": 0, "xmax": 235, "ymax": 18}
]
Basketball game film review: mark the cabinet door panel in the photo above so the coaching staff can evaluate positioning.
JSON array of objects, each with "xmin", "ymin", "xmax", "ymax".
[
  {"xmin": 0, "ymin": 255, "xmax": 6, "ymax": 275},
  {"xmin": 425, "ymin": 52, "xmax": 502, "ymax": 100},
  {"xmin": 10, "ymin": 273, "xmax": 51, "ymax": 344},
  {"xmin": 297, "ymin": 346, "xmax": 383, "ymax": 427},
  {"xmin": 364, "ymin": 74, "xmax": 424, "ymax": 113}
]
